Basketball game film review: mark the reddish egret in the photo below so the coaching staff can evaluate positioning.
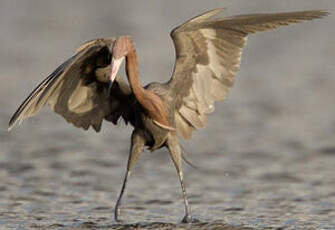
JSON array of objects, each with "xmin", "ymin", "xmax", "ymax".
[{"xmin": 9, "ymin": 9, "xmax": 328, "ymax": 222}]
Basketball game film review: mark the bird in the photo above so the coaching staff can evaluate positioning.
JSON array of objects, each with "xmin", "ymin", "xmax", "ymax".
[{"xmin": 8, "ymin": 9, "xmax": 328, "ymax": 223}]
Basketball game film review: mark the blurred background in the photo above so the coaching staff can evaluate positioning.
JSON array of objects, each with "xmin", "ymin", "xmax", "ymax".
[{"xmin": 1, "ymin": 0, "xmax": 334, "ymax": 229}]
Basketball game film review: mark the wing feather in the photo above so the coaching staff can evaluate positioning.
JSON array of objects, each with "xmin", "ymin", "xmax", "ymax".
[
  {"xmin": 9, "ymin": 38, "xmax": 133, "ymax": 132},
  {"xmin": 168, "ymin": 9, "xmax": 328, "ymax": 139}
]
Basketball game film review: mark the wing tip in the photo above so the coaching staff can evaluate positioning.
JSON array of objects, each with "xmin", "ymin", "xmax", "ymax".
[
  {"xmin": 304, "ymin": 10, "xmax": 330, "ymax": 19},
  {"xmin": 319, "ymin": 10, "xmax": 330, "ymax": 18},
  {"xmin": 283, "ymin": 10, "xmax": 330, "ymax": 21},
  {"xmin": 8, "ymin": 117, "xmax": 17, "ymax": 132}
]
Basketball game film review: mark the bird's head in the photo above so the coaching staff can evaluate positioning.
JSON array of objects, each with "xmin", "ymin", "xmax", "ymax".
[{"xmin": 109, "ymin": 36, "xmax": 133, "ymax": 84}]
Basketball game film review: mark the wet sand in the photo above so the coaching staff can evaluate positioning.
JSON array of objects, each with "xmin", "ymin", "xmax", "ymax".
[{"xmin": 1, "ymin": 1, "xmax": 335, "ymax": 229}]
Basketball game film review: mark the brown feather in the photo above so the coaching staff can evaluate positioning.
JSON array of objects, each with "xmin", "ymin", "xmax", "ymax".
[
  {"xmin": 8, "ymin": 38, "xmax": 133, "ymax": 131},
  {"xmin": 168, "ymin": 9, "xmax": 328, "ymax": 139}
]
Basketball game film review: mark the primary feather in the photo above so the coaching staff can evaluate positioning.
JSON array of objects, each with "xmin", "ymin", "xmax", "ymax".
[
  {"xmin": 8, "ymin": 38, "xmax": 133, "ymax": 132},
  {"xmin": 168, "ymin": 9, "xmax": 328, "ymax": 139}
]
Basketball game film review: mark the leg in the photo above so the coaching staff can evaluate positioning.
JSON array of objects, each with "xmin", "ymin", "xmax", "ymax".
[
  {"xmin": 114, "ymin": 129, "xmax": 145, "ymax": 222},
  {"xmin": 166, "ymin": 134, "xmax": 195, "ymax": 223}
]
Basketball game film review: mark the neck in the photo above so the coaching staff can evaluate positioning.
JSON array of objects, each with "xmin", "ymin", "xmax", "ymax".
[
  {"xmin": 125, "ymin": 49, "xmax": 145, "ymax": 99},
  {"xmin": 124, "ymin": 42, "xmax": 172, "ymax": 129}
]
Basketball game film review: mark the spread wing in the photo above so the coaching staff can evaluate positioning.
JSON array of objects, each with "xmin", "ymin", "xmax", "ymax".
[
  {"xmin": 9, "ymin": 38, "xmax": 133, "ymax": 132},
  {"xmin": 168, "ymin": 9, "xmax": 328, "ymax": 139}
]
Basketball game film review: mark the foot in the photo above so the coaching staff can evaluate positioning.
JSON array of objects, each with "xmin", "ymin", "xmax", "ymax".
[
  {"xmin": 114, "ymin": 207, "xmax": 122, "ymax": 222},
  {"xmin": 181, "ymin": 214, "xmax": 200, "ymax": 223}
]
